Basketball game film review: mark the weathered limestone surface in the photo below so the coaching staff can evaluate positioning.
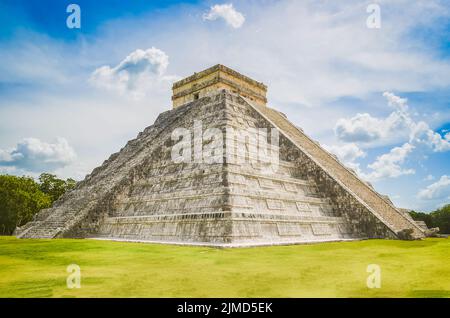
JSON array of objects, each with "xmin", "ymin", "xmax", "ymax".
[
  {"xmin": 243, "ymin": 96, "xmax": 424, "ymax": 239},
  {"xmin": 15, "ymin": 90, "xmax": 424, "ymax": 245}
]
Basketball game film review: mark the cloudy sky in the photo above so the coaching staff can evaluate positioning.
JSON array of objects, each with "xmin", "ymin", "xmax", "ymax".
[{"xmin": 0, "ymin": 0, "xmax": 449, "ymax": 211}]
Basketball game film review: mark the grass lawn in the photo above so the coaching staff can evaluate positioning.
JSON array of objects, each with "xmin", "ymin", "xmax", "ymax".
[{"xmin": 0, "ymin": 236, "xmax": 449, "ymax": 298}]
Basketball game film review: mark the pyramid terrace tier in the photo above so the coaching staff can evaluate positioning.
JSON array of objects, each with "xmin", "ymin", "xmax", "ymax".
[{"xmin": 16, "ymin": 90, "xmax": 424, "ymax": 245}]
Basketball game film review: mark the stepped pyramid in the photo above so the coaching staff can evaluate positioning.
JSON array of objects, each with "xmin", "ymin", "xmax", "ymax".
[{"xmin": 15, "ymin": 64, "xmax": 425, "ymax": 246}]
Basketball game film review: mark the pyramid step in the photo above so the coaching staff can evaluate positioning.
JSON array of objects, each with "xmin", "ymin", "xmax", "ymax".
[{"xmin": 243, "ymin": 97, "xmax": 424, "ymax": 239}]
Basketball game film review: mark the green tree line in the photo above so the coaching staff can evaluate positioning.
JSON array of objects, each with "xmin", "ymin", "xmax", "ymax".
[
  {"xmin": 0, "ymin": 173, "xmax": 76, "ymax": 235},
  {"xmin": 409, "ymin": 205, "xmax": 450, "ymax": 234}
]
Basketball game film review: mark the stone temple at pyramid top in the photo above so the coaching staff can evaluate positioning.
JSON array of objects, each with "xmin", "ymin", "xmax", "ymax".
[{"xmin": 172, "ymin": 64, "xmax": 268, "ymax": 108}]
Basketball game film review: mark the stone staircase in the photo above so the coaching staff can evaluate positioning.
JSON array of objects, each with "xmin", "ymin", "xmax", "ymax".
[
  {"xmin": 17, "ymin": 223, "xmax": 60, "ymax": 239},
  {"xmin": 17, "ymin": 208, "xmax": 82, "ymax": 239},
  {"xmin": 243, "ymin": 97, "xmax": 425, "ymax": 239}
]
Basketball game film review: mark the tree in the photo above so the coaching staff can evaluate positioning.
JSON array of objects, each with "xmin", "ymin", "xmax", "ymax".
[
  {"xmin": 431, "ymin": 204, "xmax": 450, "ymax": 234},
  {"xmin": 0, "ymin": 173, "xmax": 77, "ymax": 235},
  {"xmin": 38, "ymin": 173, "xmax": 76, "ymax": 202},
  {"xmin": 409, "ymin": 204, "xmax": 450, "ymax": 234},
  {"xmin": 0, "ymin": 175, "xmax": 52, "ymax": 235},
  {"xmin": 409, "ymin": 211, "xmax": 433, "ymax": 228}
]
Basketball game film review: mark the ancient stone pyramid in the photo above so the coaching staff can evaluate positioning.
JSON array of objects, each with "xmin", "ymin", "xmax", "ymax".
[{"xmin": 16, "ymin": 64, "xmax": 425, "ymax": 246}]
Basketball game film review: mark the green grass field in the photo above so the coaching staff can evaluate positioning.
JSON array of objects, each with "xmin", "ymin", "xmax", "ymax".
[{"xmin": 0, "ymin": 236, "xmax": 449, "ymax": 298}]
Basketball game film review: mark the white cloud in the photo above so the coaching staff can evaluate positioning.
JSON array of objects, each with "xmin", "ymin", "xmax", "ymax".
[
  {"xmin": 89, "ymin": 47, "xmax": 177, "ymax": 99},
  {"xmin": 383, "ymin": 91, "xmax": 408, "ymax": 112},
  {"xmin": 410, "ymin": 120, "xmax": 450, "ymax": 152},
  {"xmin": 362, "ymin": 143, "xmax": 415, "ymax": 181},
  {"xmin": 203, "ymin": 3, "xmax": 245, "ymax": 29},
  {"xmin": 335, "ymin": 92, "xmax": 413, "ymax": 144},
  {"xmin": 335, "ymin": 92, "xmax": 450, "ymax": 151},
  {"xmin": 418, "ymin": 175, "xmax": 450, "ymax": 200},
  {"xmin": 334, "ymin": 92, "xmax": 450, "ymax": 181},
  {"xmin": 424, "ymin": 174, "xmax": 435, "ymax": 181},
  {"xmin": 0, "ymin": 137, "xmax": 76, "ymax": 173},
  {"xmin": 335, "ymin": 112, "xmax": 411, "ymax": 143}
]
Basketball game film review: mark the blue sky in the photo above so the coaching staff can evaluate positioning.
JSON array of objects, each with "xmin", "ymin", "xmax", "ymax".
[
  {"xmin": 0, "ymin": 0, "xmax": 201, "ymax": 39},
  {"xmin": 0, "ymin": 0, "xmax": 449, "ymax": 212}
]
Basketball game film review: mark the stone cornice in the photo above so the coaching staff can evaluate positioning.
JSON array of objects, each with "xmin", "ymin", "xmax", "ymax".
[
  {"xmin": 172, "ymin": 76, "xmax": 267, "ymax": 103},
  {"xmin": 172, "ymin": 64, "xmax": 267, "ymax": 91}
]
